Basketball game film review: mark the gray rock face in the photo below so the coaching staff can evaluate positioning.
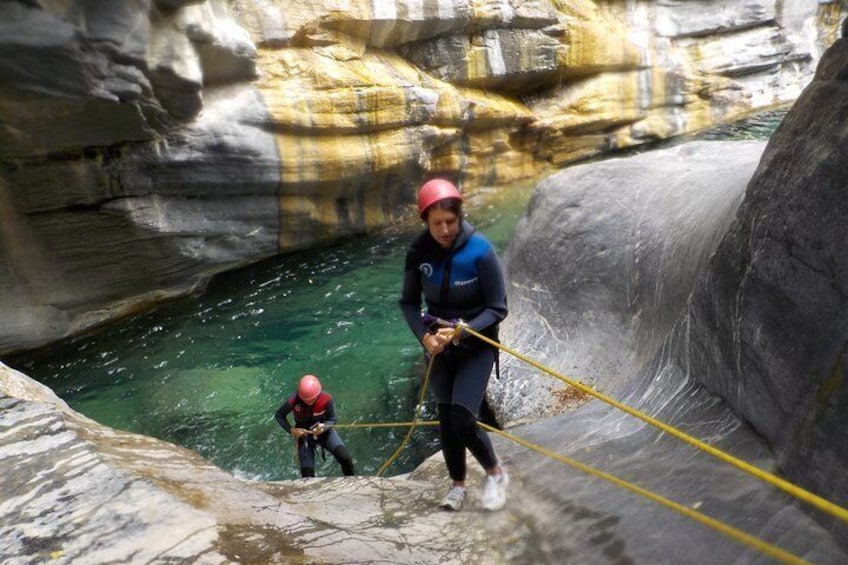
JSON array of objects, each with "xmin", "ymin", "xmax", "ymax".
[
  {"xmin": 0, "ymin": 83, "xmax": 282, "ymax": 352},
  {"xmin": 399, "ymin": 27, "xmax": 565, "ymax": 92},
  {"xmin": 0, "ymin": 2, "xmax": 163, "ymax": 157},
  {"xmin": 654, "ymin": 0, "xmax": 776, "ymax": 36},
  {"xmin": 492, "ymin": 139, "xmax": 848, "ymax": 560},
  {"xmin": 682, "ymin": 37, "xmax": 848, "ymax": 511},
  {"xmin": 0, "ymin": 1, "xmax": 278, "ymax": 354},
  {"xmin": 493, "ymin": 140, "xmax": 764, "ymax": 424}
]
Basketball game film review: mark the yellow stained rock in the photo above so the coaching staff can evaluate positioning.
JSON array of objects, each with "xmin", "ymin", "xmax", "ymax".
[
  {"xmin": 274, "ymin": 126, "xmax": 460, "ymax": 185},
  {"xmin": 257, "ymin": 44, "xmax": 543, "ymax": 187},
  {"xmin": 430, "ymin": 129, "xmax": 550, "ymax": 188},
  {"xmin": 555, "ymin": 0, "xmax": 644, "ymax": 73},
  {"xmin": 257, "ymin": 47, "xmax": 535, "ymax": 134}
]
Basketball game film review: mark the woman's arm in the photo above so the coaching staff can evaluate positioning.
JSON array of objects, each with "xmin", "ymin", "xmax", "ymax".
[
  {"xmin": 465, "ymin": 246, "xmax": 508, "ymax": 334},
  {"xmin": 399, "ymin": 255, "xmax": 429, "ymax": 342},
  {"xmin": 274, "ymin": 401, "xmax": 293, "ymax": 434}
]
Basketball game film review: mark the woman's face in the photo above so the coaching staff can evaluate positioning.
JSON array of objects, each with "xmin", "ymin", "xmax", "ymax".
[{"xmin": 426, "ymin": 207, "xmax": 461, "ymax": 249}]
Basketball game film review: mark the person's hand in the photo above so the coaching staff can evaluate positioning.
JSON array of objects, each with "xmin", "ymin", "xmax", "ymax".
[
  {"xmin": 292, "ymin": 427, "xmax": 307, "ymax": 439},
  {"xmin": 310, "ymin": 423, "xmax": 325, "ymax": 436},
  {"xmin": 422, "ymin": 332, "xmax": 445, "ymax": 355},
  {"xmin": 435, "ymin": 327, "xmax": 458, "ymax": 345}
]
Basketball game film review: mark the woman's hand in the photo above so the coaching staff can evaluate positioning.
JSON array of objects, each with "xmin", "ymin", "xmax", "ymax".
[
  {"xmin": 292, "ymin": 427, "xmax": 307, "ymax": 439},
  {"xmin": 423, "ymin": 328, "xmax": 461, "ymax": 354},
  {"xmin": 422, "ymin": 332, "xmax": 445, "ymax": 355},
  {"xmin": 435, "ymin": 327, "xmax": 458, "ymax": 344}
]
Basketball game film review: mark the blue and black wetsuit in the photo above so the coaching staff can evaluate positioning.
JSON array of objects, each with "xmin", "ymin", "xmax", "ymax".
[
  {"xmin": 275, "ymin": 392, "xmax": 355, "ymax": 477},
  {"xmin": 399, "ymin": 220, "xmax": 508, "ymax": 482}
]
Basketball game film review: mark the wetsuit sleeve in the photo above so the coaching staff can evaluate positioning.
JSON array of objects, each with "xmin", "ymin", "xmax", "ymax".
[
  {"xmin": 465, "ymin": 245, "xmax": 507, "ymax": 334},
  {"xmin": 323, "ymin": 398, "xmax": 338, "ymax": 426},
  {"xmin": 399, "ymin": 247, "xmax": 429, "ymax": 342},
  {"xmin": 274, "ymin": 401, "xmax": 293, "ymax": 434}
]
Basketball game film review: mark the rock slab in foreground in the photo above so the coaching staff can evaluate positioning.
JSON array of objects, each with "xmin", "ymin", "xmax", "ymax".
[{"xmin": 0, "ymin": 362, "xmax": 526, "ymax": 564}]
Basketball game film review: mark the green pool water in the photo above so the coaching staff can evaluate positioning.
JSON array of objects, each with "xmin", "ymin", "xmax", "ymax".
[{"xmin": 7, "ymin": 183, "xmax": 536, "ymax": 480}]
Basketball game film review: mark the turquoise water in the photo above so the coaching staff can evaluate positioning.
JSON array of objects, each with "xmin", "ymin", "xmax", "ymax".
[
  {"xmin": 694, "ymin": 108, "xmax": 789, "ymax": 141},
  {"xmin": 4, "ymin": 109, "xmax": 786, "ymax": 481},
  {"xmin": 7, "ymin": 183, "xmax": 537, "ymax": 481}
]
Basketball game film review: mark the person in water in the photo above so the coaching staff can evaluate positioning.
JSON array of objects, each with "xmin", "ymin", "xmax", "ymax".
[
  {"xmin": 399, "ymin": 178, "xmax": 509, "ymax": 511},
  {"xmin": 275, "ymin": 374, "xmax": 355, "ymax": 478}
]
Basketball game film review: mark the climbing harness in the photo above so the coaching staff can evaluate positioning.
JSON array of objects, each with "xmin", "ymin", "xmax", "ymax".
[
  {"xmin": 422, "ymin": 313, "xmax": 501, "ymax": 378},
  {"xmin": 290, "ymin": 423, "xmax": 336, "ymax": 471}
]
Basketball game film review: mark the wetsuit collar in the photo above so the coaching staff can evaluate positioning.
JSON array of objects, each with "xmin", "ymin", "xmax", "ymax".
[
  {"xmin": 422, "ymin": 219, "xmax": 475, "ymax": 252},
  {"xmin": 445, "ymin": 219, "xmax": 475, "ymax": 251}
]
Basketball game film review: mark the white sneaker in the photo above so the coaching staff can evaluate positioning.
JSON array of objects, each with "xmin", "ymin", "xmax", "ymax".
[
  {"xmin": 439, "ymin": 485, "xmax": 466, "ymax": 511},
  {"xmin": 481, "ymin": 470, "xmax": 509, "ymax": 511}
]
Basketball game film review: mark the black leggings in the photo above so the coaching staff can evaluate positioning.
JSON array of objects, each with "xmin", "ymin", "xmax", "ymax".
[
  {"xmin": 298, "ymin": 429, "xmax": 355, "ymax": 477},
  {"xmin": 430, "ymin": 345, "xmax": 498, "ymax": 482}
]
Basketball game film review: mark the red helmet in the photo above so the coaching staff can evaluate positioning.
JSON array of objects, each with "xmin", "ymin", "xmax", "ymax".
[
  {"xmin": 417, "ymin": 179, "xmax": 462, "ymax": 218},
  {"xmin": 297, "ymin": 374, "xmax": 322, "ymax": 403}
]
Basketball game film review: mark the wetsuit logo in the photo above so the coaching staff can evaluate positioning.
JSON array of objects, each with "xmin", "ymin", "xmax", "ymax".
[
  {"xmin": 454, "ymin": 276, "xmax": 478, "ymax": 286},
  {"xmin": 419, "ymin": 263, "xmax": 434, "ymax": 278}
]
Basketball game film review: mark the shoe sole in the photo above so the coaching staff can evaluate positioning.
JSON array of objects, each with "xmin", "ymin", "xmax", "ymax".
[{"xmin": 482, "ymin": 498, "xmax": 505, "ymax": 511}]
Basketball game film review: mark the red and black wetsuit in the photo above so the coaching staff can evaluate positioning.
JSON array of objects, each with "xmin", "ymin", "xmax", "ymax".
[{"xmin": 275, "ymin": 392, "xmax": 354, "ymax": 477}]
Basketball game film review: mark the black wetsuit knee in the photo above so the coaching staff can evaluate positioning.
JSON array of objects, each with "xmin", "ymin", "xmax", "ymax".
[
  {"xmin": 332, "ymin": 445, "xmax": 355, "ymax": 476},
  {"xmin": 450, "ymin": 404, "xmax": 479, "ymax": 440},
  {"xmin": 438, "ymin": 403, "xmax": 453, "ymax": 427},
  {"xmin": 451, "ymin": 403, "xmax": 497, "ymax": 471}
]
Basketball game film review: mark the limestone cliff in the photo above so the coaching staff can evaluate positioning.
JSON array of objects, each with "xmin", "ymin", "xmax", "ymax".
[{"xmin": 0, "ymin": 0, "xmax": 845, "ymax": 353}]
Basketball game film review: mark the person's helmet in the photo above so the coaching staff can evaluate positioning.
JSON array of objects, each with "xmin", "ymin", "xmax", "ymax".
[
  {"xmin": 417, "ymin": 178, "xmax": 462, "ymax": 218},
  {"xmin": 297, "ymin": 374, "xmax": 322, "ymax": 402}
]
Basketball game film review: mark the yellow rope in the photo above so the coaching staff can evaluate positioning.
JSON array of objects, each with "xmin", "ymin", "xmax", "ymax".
[
  {"xmin": 333, "ymin": 417, "xmax": 810, "ymax": 564},
  {"xmin": 374, "ymin": 353, "xmax": 436, "ymax": 477},
  {"xmin": 458, "ymin": 324, "xmax": 848, "ymax": 524},
  {"xmin": 334, "ymin": 421, "xmax": 439, "ymax": 429},
  {"xmin": 477, "ymin": 422, "xmax": 810, "ymax": 565}
]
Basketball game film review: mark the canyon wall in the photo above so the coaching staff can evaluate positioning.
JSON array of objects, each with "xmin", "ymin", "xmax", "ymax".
[
  {"xmin": 2, "ymin": 12, "xmax": 847, "ymax": 562},
  {"xmin": 1, "ymin": 0, "xmax": 844, "ymax": 354}
]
